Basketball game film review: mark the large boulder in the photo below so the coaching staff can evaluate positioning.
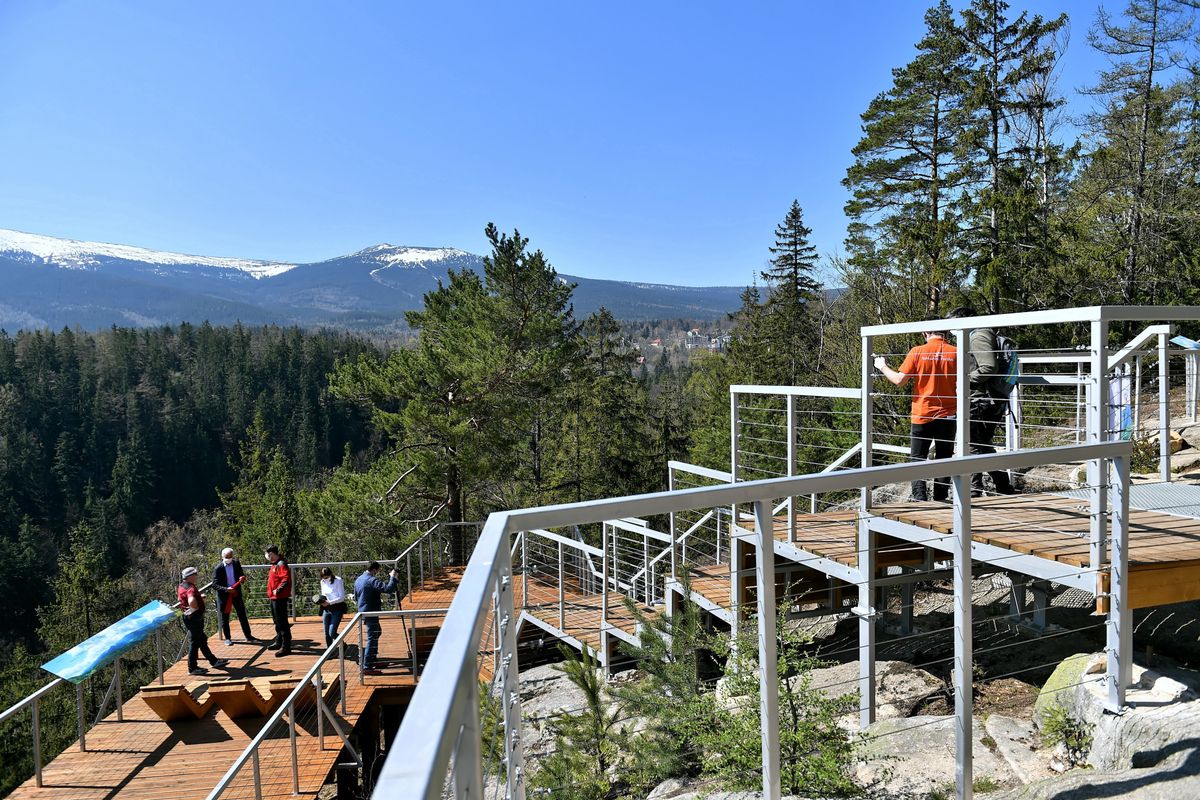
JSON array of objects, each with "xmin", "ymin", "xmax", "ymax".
[
  {"xmin": 1034, "ymin": 653, "xmax": 1200, "ymax": 773},
  {"xmin": 855, "ymin": 715, "xmax": 1017, "ymax": 796}
]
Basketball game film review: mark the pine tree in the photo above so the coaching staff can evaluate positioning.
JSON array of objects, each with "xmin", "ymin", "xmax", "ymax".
[
  {"xmin": 959, "ymin": 0, "xmax": 1068, "ymax": 312},
  {"xmin": 844, "ymin": 0, "xmax": 974, "ymax": 315}
]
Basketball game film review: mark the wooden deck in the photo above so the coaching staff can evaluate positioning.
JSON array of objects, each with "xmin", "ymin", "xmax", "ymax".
[
  {"xmin": 740, "ymin": 492, "xmax": 1200, "ymax": 609},
  {"xmin": 10, "ymin": 569, "xmax": 482, "ymax": 800},
  {"xmin": 522, "ymin": 575, "xmax": 657, "ymax": 655}
]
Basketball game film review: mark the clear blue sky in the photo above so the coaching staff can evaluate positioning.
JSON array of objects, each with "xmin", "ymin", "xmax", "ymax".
[{"xmin": 0, "ymin": 1, "xmax": 1109, "ymax": 286}]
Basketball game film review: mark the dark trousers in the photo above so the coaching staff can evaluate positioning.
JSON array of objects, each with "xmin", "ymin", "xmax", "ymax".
[
  {"xmin": 969, "ymin": 401, "xmax": 1014, "ymax": 494},
  {"xmin": 184, "ymin": 612, "xmax": 219, "ymax": 671},
  {"xmin": 910, "ymin": 418, "xmax": 956, "ymax": 502},
  {"xmin": 269, "ymin": 598, "xmax": 292, "ymax": 650},
  {"xmin": 217, "ymin": 592, "xmax": 253, "ymax": 641},
  {"xmin": 362, "ymin": 617, "xmax": 382, "ymax": 668}
]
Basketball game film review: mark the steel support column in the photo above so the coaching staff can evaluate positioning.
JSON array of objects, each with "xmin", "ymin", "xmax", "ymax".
[
  {"xmin": 858, "ymin": 333, "xmax": 875, "ymax": 730},
  {"xmin": 1107, "ymin": 453, "xmax": 1132, "ymax": 712},
  {"xmin": 953, "ymin": 474, "xmax": 974, "ymax": 800},
  {"xmin": 954, "ymin": 326, "xmax": 973, "ymax": 800},
  {"xmin": 1089, "ymin": 319, "xmax": 1109, "ymax": 569},
  {"xmin": 753, "ymin": 500, "xmax": 781, "ymax": 800},
  {"xmin": 786, "ymin": 393, "xmax": 797, "ymax": 542},
  {"xmin": 1159, "ymin": 332, "xmax": 1171, "ymax": 482}
]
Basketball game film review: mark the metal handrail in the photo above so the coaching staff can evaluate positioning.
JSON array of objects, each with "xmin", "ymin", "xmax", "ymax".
[
  {"xmin": 0, "ymin": 579, "xmax": 216, "ymax": 787},
  {"xmin": 376, "ymin": 439, "xmax": 1131, "ymax": 800},
  {"xmin": 206, "ymin": 606, "xmax": 451, "ymax": 800}
]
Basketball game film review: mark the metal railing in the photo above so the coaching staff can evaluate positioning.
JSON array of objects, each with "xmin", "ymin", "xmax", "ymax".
[
  {"xmin": 374, "ymin": 438, "xmax": 1133, "ymax": 800},
  {"xmin": 206, "ymin": 607, "xmax": 450, "ymax": 800},
  {"xmin": 0, "ymin": 580, "xmax": 213, "ymax": 787}
]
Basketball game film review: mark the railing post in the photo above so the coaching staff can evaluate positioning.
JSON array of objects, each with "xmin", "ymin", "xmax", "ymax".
[
  {"xmin": 114, "ymin": 657, "xmax": 123, "ymax": 722},
  {"xmin": 1107, "ymin": 452, "xmax": 1132, "ymax": 712},
  {"xmin": 730, "ymin": 389, "xmax": 740, "ymax": 484},
  {"xmin": 752, "ymin": 500, "xmax": 781, "ymax": 800},
  {"xmin": 453, "ymin": 673, "xmax": 484, "ymax": 799},
  {"xmin": 252, "ymin": 749, "xmax": 263, "ymax": 800},
  {"xmin": 668, "ymin": 469, "xmax": 677, "ymax": 590},
  {"xmin": 786, "ymin": 393, "xmax": 797, "ymax": 543},
  {"xmin": 357, "ymin": 617, "xmax": 365, "ymax": 686},
  {"xmin": 339, "ymin": 639, "xmax": 347, "ymax": 715},
  {"xmin": 953, "ymin": 325, "xmax": 974, "ymax": 800},
  {"xmin": 642, "ymin": 532, "xmax": 650, "ymax": 604},
  {"xmin": 952, "ymin": 475, "xmax": 974, "ymax": 800},
  {"xmin": 76, "ymin": 682, "xmax": 86, "ymax": 752},
  {"xmin": 289, "ymin": 698, "xmax": 299, "ymax": 795},
  {"xmin": 861, "ymin": 335, "xmax": 874, "ymax": 503},
  {"xmin": 857, "ymin": 331, "xmax": 878, "ymax": 731},
  {"xmin": 557, "ymin": 540, "xmax": 565, "ymax": 631},
  {"xmin": 521, "ymin": 531, "xmax": 528, "ymax": 614},
  {"xmin": 600, "ymin": 524, "xmax": 610, "ymax": 677},
  {"xmin": 1135, "ymin": 354, "xmax": 1143, "ymax": 433},
  {"xmin": 155, "ymin": 628, "xmax": 164, "ymax": 685},
  {"xmin": 32, "ymin": 696, "xmax": 43, "ymax": 787},
  {"xmin": 1158, "ymin": 332, "xmax": 1171, "ymax": 482},
  {"xmin": 497, "ymin": 539, "xmax": 527, "ymax": 800},
  {"xmin": 315, "ymin": 672, "xmax": 324, "ymax": 749},
  {"xmin": 1090, "ymin": 319, "xmax": 1110, "ymax": 571}
]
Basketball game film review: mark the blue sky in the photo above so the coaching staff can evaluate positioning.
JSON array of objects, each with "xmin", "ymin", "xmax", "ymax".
[{"xmin": 0, "ymin": 1, "xmax": 1109, "ymax": 286}]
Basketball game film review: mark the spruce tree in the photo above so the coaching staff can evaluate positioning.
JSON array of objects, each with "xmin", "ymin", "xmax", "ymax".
[
  {"xmin": 759, "ymin": 200, "xmax": 822, "ymax": 384},
  {"xmin": 1082, "ymin": 0, "xmax": 1198, "ymax": 306}
]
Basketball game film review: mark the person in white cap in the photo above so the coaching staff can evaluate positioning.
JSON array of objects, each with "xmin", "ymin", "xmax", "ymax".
[{"xmin": 178, "ymin": 567, "xmax": 230, "ymax": 676}]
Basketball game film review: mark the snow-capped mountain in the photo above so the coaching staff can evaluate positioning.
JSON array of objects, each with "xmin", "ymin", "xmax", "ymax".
[
  {"xmin": 0, "ymin": 228, "xmax": 296, "ymax": 279},
  {"xmin": 0, "ymin": 228, "xmax": 747, "ymax": 331}
]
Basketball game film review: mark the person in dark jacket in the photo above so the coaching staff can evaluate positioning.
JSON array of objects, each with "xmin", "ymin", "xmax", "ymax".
[
  {"xmin": 354, "ymin": 561, "xmax": 398, "ymax": 674},
  {"xmin": 178, "ymin": 567, "xmax": 229, "ymax": 676},
  {"xmin": 264, "ymin": 545, "xmax": 293, "ymax": 657},
  {"xmin": 213, "ymin": 547, "xmax": 256, "ymax": 646},
  {"xmin": 949, "ymin": 307, "xmax": 1015, "ymax": 496}
]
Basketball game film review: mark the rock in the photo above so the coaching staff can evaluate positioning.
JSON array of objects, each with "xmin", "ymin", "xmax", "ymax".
[
  {"xmin": 987, "ymin": 759, "xmax": 1200, "ymax": 799},
  {"xmin": 1033, "ymin": 652, "xmax": 1092, "ymax": 727},
  {"xmin": 855, "ymin": 715, "xmax": 1016, "ymax": 796},
  {"xmin": 985, "ymin": 714, "xmax": 1050, "ymax": 785},
  {"xmin": 1179, "ymin": 424, "xmax": 1200, "ymax": 451},
  {"xmin": 513, "ymin": 663, "xmax": 590, "ymax": 762},
  {"xmin": 715, "ymin": 660, "xmax": 943, "ymax": 722},
  {"xmin": 1034, "ymin": 653, "xmax": 1200, "ymax": 774}
]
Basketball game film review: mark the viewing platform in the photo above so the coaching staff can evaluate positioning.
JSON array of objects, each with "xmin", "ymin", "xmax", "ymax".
[{"xmin": 7, "ymin": 567, "xmax": 472, "ymax": 800}]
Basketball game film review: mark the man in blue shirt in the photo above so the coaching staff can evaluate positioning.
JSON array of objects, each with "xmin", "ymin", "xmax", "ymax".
[{"xmin": 354, "ymin": 561, "xmax": 399, "ymax": 675}]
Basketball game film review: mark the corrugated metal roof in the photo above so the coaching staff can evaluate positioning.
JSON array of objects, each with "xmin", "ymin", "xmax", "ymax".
[{"xmin": 1058, "ymin": 481, "xmax": 1200, "ymax": 519}]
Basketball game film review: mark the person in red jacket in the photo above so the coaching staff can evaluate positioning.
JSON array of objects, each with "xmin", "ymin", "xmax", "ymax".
[{"xmin": 264, "ymin": 545, "xmax": 293, "ymax": 656}]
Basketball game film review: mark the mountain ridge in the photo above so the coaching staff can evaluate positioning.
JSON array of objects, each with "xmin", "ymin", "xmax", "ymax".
[{"xmin": 0, "ymin": 228, "xmax": 748, "ymax": 331}]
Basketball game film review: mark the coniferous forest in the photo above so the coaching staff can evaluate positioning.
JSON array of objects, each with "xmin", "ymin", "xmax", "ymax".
[{"xmin": 3, "ymin": 0, "xmax": 1200, "ymax": 795}]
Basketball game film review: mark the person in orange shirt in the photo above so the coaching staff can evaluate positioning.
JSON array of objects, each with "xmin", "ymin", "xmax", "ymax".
[{"xmin": 874, "ymin": 328, "xmax": 958, "ymax": 502}]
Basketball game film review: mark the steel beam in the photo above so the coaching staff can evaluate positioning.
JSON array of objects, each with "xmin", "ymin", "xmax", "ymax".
[{"xmin": 753, "ymin": 500, "xmax": 781, "ymax": 800}]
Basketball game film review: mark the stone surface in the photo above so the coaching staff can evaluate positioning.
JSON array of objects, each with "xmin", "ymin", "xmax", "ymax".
[
  {"xmin": 514, "ymin": 662, "xmax": 590, "ymax": 763},
  {"xmin": 985, "ymin": 714, "xmax": 1051, "ymax": 785},
  {"xmin": 988, "ymin": 760, "xmax": 1200, "ymax": 800},
  {"xmin": 855, "ymin": 715, "xmax": 1016, "ymax": 797},
  {"xmin": 1035, "ymin": 653, "xmax": 1200, "ymax": 776},
  {"xmin": 715, "ymin": 660, "xmax": 943, "ymax": 723},
  {"xmin": 1033, "ymin": 652, "xmax": 1092, "ymax": 727}
]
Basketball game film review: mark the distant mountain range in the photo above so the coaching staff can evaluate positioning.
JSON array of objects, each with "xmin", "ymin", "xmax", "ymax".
[{"xmin": 0, "ymin": 229, "xmax": 749, "ymax": 332}]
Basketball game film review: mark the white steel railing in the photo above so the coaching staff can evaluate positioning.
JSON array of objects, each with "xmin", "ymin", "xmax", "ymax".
[
  {"xmin": 206, "ymin": 607, "xmax": 450, "ymax": 800},
  {"xmin": 374, "ymin": 439, "xmax": 1133, "ymax": 800},
  {"xmin": 0, "ymin": 580, "xmax": 214, "ymax": 787}
]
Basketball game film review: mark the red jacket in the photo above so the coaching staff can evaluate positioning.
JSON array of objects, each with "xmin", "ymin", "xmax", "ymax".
[{"xmin": 266, "ymin": 560, "xmax": 292, "ymax": 600}]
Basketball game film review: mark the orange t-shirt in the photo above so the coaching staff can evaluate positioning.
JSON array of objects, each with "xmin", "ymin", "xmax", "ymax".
[{"xmin": 898, "ymin": 336, "xmax": 958, "ymax": 423}]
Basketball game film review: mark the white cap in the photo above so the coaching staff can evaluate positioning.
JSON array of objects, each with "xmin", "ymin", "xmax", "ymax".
[{"xmin": 181, "ymin": 566, "xmax": 198, "ymax": 579}]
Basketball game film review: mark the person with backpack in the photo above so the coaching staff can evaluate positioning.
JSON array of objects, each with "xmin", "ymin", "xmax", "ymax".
[{"xmin": 949, "ymin": 306, "xmax": 1015, "ymax": 496}]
